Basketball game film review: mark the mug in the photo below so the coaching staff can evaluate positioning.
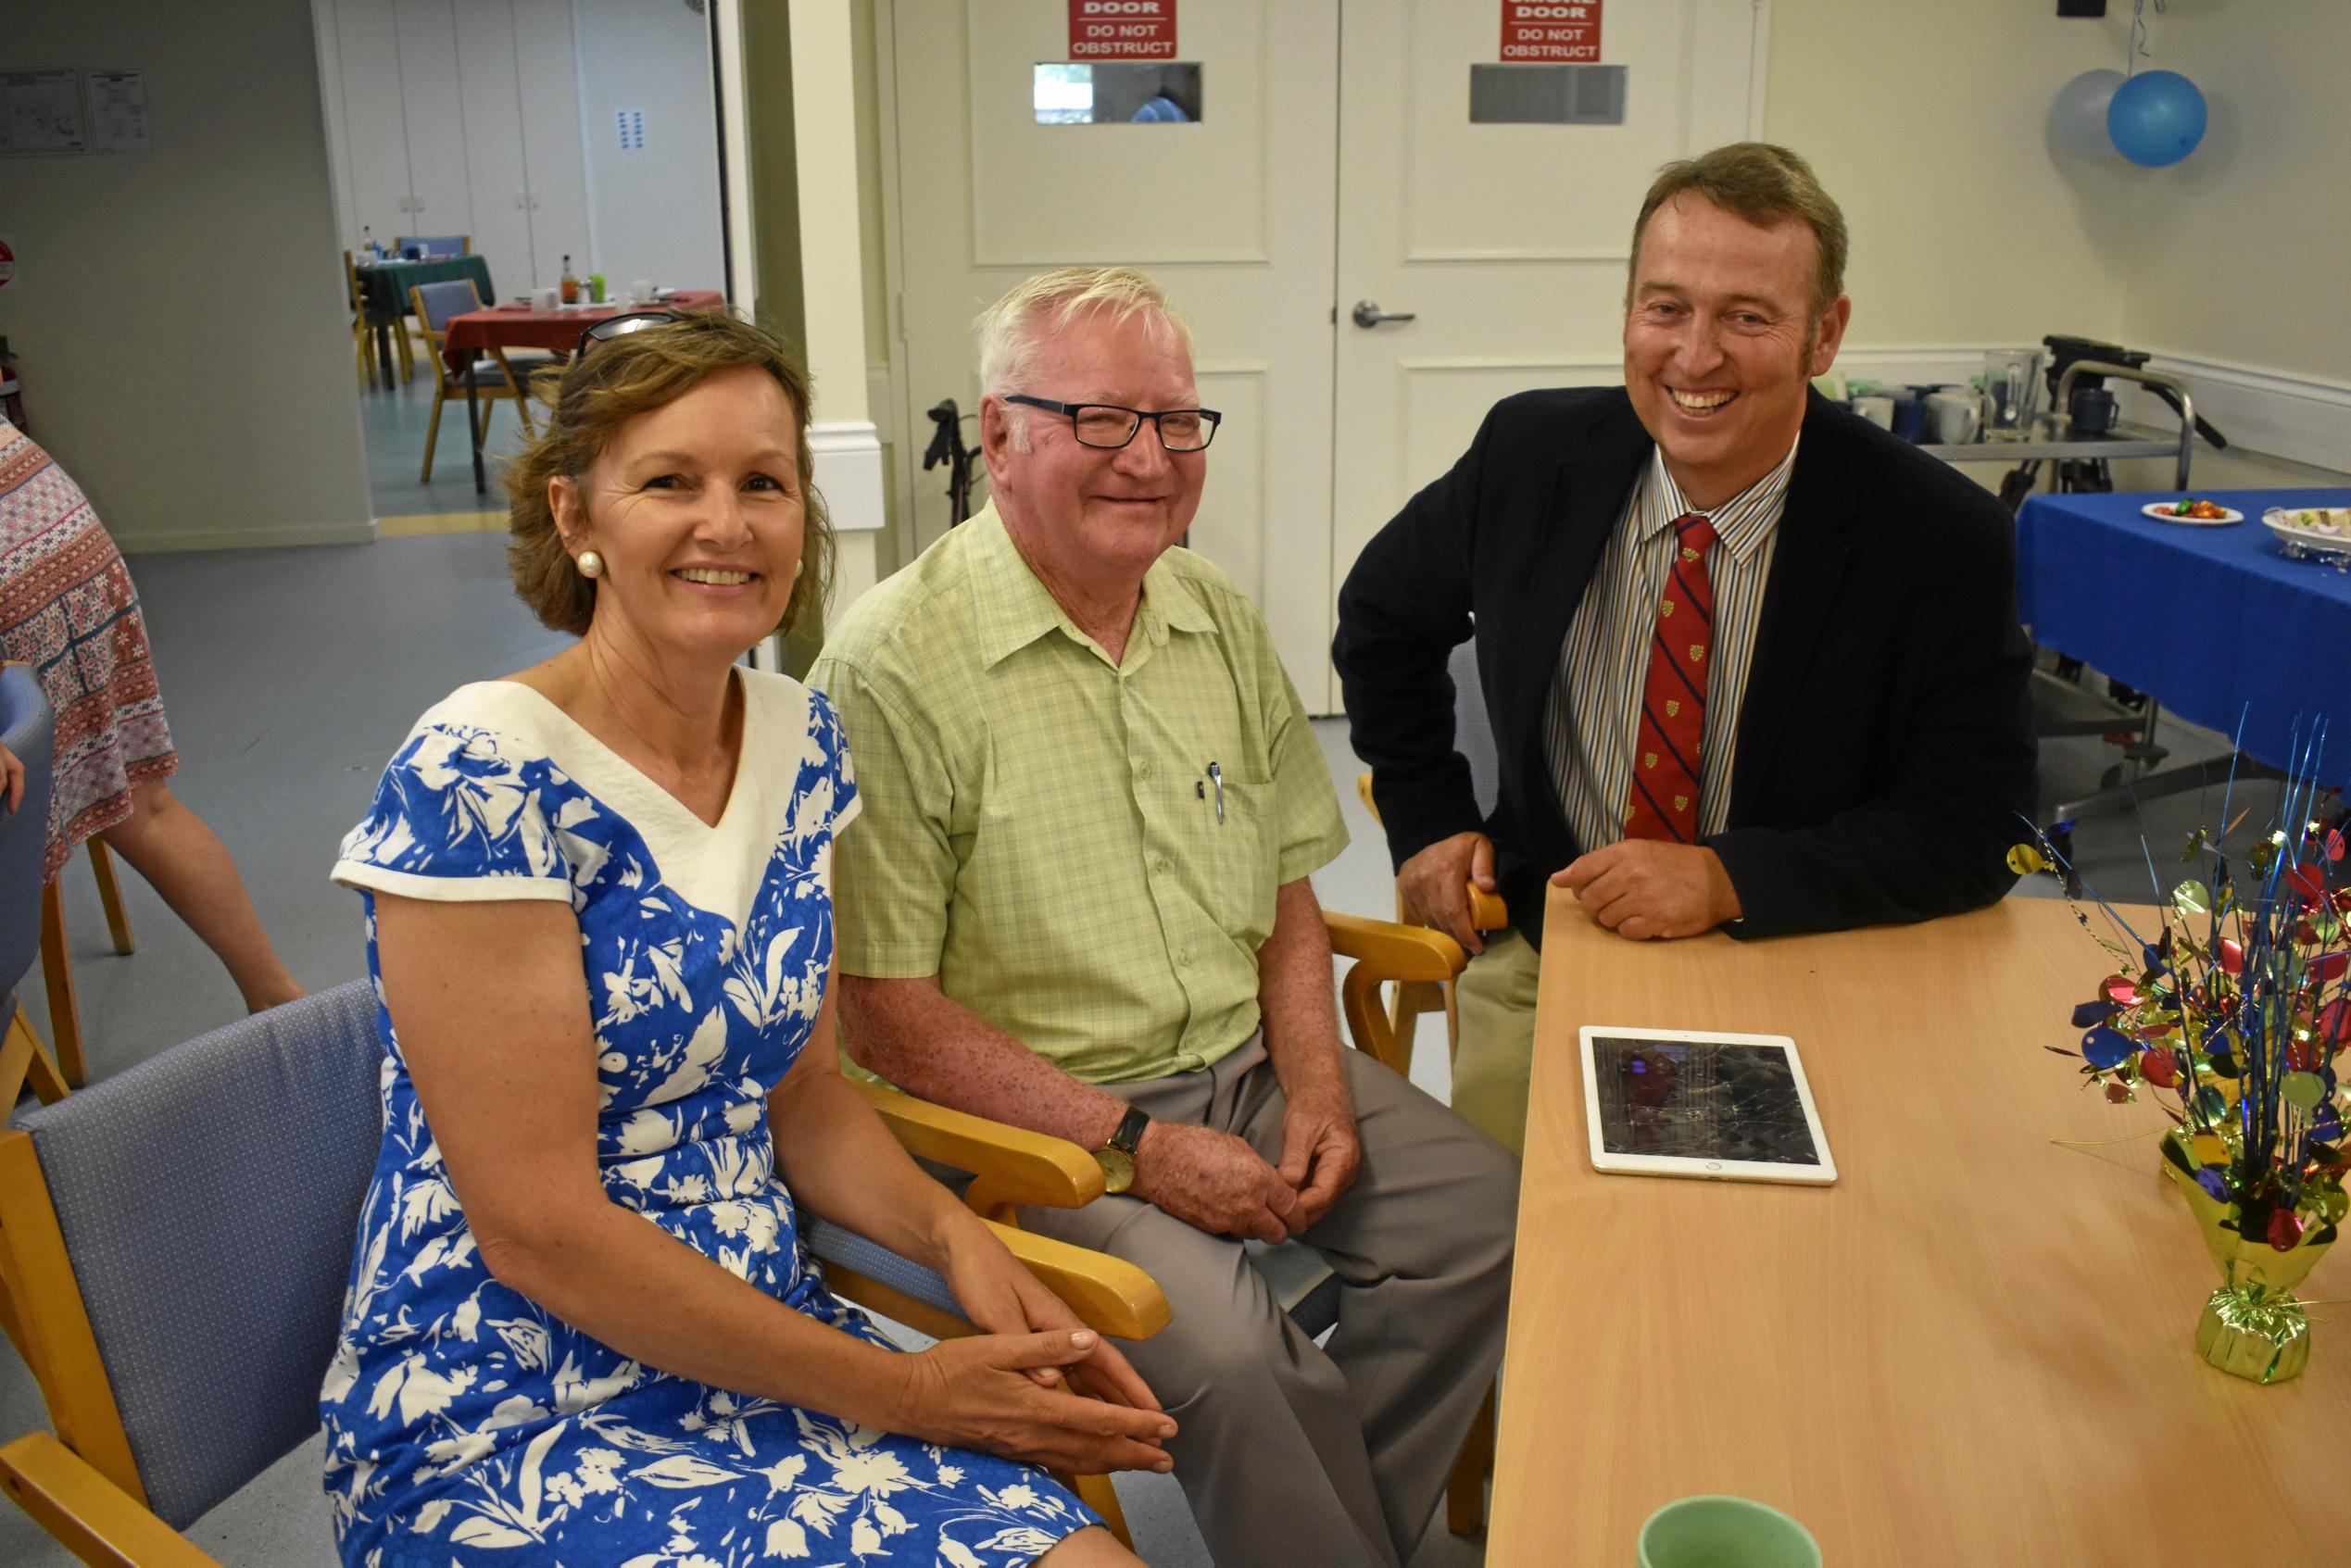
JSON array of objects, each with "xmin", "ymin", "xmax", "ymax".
[
  {"xmin": 630, "ymin": 278, "xmax": 655, "ymax": 305},
  {"xmin": 1640, "ymin": 1496, "xmax": 1822, "ymax": 1568},
  {"xmin": 2069, "ymin": 385, "xmax": 2118, "ymax": 434},
  {"xmin": 1889, "ymin": 395, "xmax": 1928, "ymax": 443},
  {"xmin": 1927, "ymin": 390, "xmax": 1980, "ymax": 444},
  {"xmin": 531, "ymin": 286, "xmax": 560, "ymax": 311},
  {"xmin": 1852, "ymin": 395, "xmax": 1894, "ymax": 430}
]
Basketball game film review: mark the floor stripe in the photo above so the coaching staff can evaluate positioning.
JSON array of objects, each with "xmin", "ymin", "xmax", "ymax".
[{"xmin": 379, "ymin": 511, "xmax": 508, "ymax": 537}]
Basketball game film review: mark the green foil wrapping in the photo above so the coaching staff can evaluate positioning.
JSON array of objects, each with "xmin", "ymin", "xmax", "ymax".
[{"xmin": 2163, "ymin": 1133, "xmax": 2336, "ymax": 1385}]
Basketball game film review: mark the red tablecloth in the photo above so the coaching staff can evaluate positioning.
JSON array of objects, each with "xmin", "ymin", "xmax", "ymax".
[{"xmin": 441, "ymin": 291, "xmax": 729, "ymax": 371}]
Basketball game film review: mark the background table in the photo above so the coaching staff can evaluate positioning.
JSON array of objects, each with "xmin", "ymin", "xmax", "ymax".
[
  {"xmin": 1490, "ymin": 888, "xmax": 2348, "ymax": 1562},
  {"xmin": 354, "ymin": 255, "xmax": 495, "ymax": 393},
  {"xmin": 2017, "ymin": 487, "xmax": 2351, "ymax": 784},
  {"xmin": 439, "ymin": 291, "xmax": 726, "ymax": 491}
]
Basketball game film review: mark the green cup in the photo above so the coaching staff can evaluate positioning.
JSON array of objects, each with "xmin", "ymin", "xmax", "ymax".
[
  {"xmin": 587, "ymin": 272, "xmax": 607, "ymax": 304},
  {"xmin": 1639, "ymin": 1496, "xmax": 1821, "ymax": 1568}
]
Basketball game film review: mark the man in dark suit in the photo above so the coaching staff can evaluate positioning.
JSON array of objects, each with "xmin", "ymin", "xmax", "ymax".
[{"xmin": 1333, "ymin": 143, "xmax": 2035, "ymax": 1154}]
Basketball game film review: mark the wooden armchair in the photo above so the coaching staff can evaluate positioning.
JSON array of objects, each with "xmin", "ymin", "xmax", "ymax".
[
  {"xmin": 0, "ymin": 984, "xmax": 1171, "ymax": 1564},
  {"xmin": 861, "ymin": 905, "xmax": 1502, "ymax": 1541}
]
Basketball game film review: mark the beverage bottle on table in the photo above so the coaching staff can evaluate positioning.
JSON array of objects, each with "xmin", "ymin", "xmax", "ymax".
[
  {"xmin": 560, "ymin": 255, "xmax": 579, "ymax": 305},
  {"xmin": 360, "ymin": 226, "xmax": 375, "ymax": 261}
]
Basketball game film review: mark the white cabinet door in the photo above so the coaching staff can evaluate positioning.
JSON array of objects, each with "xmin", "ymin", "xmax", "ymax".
[
  {"xmin": 453, "ymin": 0, "xmax": 534, "ymax": 301},
  {"xmin": 513, "ymin": 0, "xmax": 592, "ymax": 288},
  {"xmin": 1328, "ymin": 1, "xmax": 1764, "ymax": 581},
  {"xmin": 890, "ymin": 0, "xmax": 1343, "ymax": 706},
  {"xmin": 392, "ymin": 0, "xmax": 475, "ymax": 245},
  {"xmin": 333, "ymin": 0, "xmax": 413, "ymax": 247}
]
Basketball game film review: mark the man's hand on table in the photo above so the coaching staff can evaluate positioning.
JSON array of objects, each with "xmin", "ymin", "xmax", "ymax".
[
  {"xmin": 1554, "ymin": 841, "xmax": 1741, "ymax": 941},
  {"xmin": 1132, "ymin": 1122, "xmax": 1305, "ymax": 1244},
  {"xmin": 1397, "ymin": 830, "xmax": 1499, "ymax": 954},
  {"xmin": 1275, "ymin": 1076, "xmax": 1361, "ymax": 1231}
]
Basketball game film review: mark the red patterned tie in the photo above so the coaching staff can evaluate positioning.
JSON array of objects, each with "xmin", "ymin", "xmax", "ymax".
[{"xmin": 1624, "ymin": 513, "xmax": 1717, "ymax": 844}]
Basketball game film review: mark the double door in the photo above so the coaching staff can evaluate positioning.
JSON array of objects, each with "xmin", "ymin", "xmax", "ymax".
[
  {"xmin": 888, "ymin": 0, "xmax": 1764, "ymax": 709},
  {"xmin": 319, "ymin": 0, "xmax": 591, "ymax": 297}
]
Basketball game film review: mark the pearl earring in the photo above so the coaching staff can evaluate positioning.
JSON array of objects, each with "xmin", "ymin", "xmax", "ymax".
[{"xmin": 576, "ymin": 550, "xmax": 603, "ymax": 580}]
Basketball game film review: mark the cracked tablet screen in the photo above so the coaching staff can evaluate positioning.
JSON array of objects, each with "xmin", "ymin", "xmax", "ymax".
[{"xmin": 1590, "ymin": 1037, "xmax": 1818, "ymax": 1164}]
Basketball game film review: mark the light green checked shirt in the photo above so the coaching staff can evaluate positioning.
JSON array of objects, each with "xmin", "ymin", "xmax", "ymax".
[{"xmin": 809, "ymin": 503, "xmax": 1348, "ymax": 1084}]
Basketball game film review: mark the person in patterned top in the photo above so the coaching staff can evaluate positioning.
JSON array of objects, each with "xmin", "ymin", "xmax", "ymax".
[
  {"xmin": 0, "ymin": 417, "xmax": 301, "ymax": 1014},
  {"xmin": 322, "ymin": 310, "xmax": 1163, "ymax": 1568}
]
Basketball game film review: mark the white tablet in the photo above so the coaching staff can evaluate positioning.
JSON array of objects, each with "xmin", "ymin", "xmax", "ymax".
[{"xmin": 1578, "ymin": 1026, "xmax": 1837, "ymax": 1185}]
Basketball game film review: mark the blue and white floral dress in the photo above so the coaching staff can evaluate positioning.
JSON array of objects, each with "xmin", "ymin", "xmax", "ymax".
[{"xmin": 323, "ymin": 673, "xmax": 1096, "ymax": 1567}]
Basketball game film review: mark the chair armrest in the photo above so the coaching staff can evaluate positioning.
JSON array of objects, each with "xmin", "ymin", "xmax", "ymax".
[
  {"xmin": 0, "ymin": 1431, "xmax": 219, "ymax": 1567},
  {"xmin": 1466, "ymin": 884, "xmax": 1509, "ymax": 933},
  {"xmin": 985, "ymin": 1221, "xmax": 1171, "ymax": 1341},
  {"xmin": 1323, "ymin": 911, "xmax": 1468, "ymax": 983},
  {"xmin": 850, "ymin": 1079, "xmax": 1104, "ymax": 1219}
]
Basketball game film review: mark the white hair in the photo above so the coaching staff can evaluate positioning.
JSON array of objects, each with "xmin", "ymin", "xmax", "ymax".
[{"xmin": 975, "ymin": 268, "xmax": 1195, "ymax": 447}]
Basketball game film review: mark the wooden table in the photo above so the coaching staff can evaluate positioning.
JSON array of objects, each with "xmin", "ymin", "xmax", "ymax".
[
  {"xmin": 1490, "ymin": 889, "xmax": 2350, "ymax": 1562},
  {"xmin": 440, "ymin": 291, "xmax": 727, "ymax": 492}
]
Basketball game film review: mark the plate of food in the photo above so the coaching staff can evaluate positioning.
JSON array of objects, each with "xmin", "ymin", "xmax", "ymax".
[
  {"xmin": 2262, "ymin": 505, "xmax": 2351, "ymax": 567},
  {"xmin": 2141, "ymin": 497, "xmax": 2243, "ymax": 525}
]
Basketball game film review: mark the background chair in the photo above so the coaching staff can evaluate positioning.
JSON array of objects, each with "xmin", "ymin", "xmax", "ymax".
[
  {"xmin": 2, "ymin": 666, "xmax": 70, "ymax": 1377},
  {"xmin": 391, "ymin": 234, "xmax": 469, "ymax": 258},
  {"xmin": 862, "ymin": 906, "xmax": 1502, "ymax": 1540},
  {"xmin": 0, "ymin": 981, "xmax": 1167, "ymax": 1564},
  {"xmin": 409, "ymin": 279, "xmax": 532, "ymax": 483},
  {"xmin": 1355, "ymin": 635, "xmax": 1509, "ymax": 1065},
  {"xmin": 1, "ymin": 666, "xmax": 68, "ymax": 1113}
]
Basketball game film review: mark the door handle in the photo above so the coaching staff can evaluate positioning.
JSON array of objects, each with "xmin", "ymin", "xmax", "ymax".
[{"xmin": 1351, "ymin": 299, "xmax": 1417, "ymax": 329}]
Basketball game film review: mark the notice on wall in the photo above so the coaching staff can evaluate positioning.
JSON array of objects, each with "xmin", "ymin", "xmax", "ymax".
[
  {"xmin": 0, "ymin": 69, "xmax": 88, "ymax": 155},
  {"xmin": 1069, "ymin": 0, "xmax": 1176, "ymax": 61},
  {"xmin": 1500, "ymin": 1, "xmax": 1603, "ymax": 63},
  {"xmin": 86, "ymin": 69, "xmax": 149, "ymax": 152}
]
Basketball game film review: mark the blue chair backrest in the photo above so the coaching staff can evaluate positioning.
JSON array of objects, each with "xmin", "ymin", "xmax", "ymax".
[
  {"xmin": 395, "ymin": 234, "xmax": 467, "ymax": 257},
  {"xmin": 411, "ymin": 278, "xmax": 484, "ymax": 335},
  {"xmin": 14, "ymin": 980, "xmax": 386, "ymax": 1528},
  {"xmin": 0, "ymin": 664, "xmax": 56, "ymax": 994}
]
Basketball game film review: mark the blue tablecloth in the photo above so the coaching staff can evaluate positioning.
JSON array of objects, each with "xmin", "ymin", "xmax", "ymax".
[{"xmin": 2016, "ymin": 487, "xmax": 2351, "ymax": 783}]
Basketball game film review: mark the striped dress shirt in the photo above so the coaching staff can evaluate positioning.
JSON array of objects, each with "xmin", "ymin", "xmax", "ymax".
[{"xmin": 1546, "ymin": 438, "xmax": 1800, "ymax": 854}]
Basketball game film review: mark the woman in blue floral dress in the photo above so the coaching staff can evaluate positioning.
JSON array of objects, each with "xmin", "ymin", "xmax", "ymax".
[{"xmin": 323, "ymin": 311, "xmax": 1170, "ymax": 1567}]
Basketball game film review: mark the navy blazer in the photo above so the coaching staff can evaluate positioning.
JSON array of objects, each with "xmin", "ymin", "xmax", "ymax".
[{"xmin": 1334, "ymin": 386, "xmax": 2037, "ymax": 946}]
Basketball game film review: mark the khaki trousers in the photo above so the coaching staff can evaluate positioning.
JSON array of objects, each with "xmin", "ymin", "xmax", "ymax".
[
  {"xmin": 1450, "ymin": 929, "xmax": 1544, "ymax": 1159},
  {"xmin": 1019, "ymin": 1035, "xmax": 1518, "ymax": 1568}
]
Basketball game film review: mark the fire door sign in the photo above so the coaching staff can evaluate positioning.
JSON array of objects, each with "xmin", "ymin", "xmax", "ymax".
[
  {"xmin": 1069, "ymin": 0, "xmax": 1176, "ymax": 61},
  {"xmin": 1501, "ymin": 0, "xmax": 1602, "ymax": 63}
]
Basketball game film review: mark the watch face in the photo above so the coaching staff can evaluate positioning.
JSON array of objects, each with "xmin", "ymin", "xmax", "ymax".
[{"xmin": 1094, "ymin": 1146, "xmax": 1135, "ymax": 1195}]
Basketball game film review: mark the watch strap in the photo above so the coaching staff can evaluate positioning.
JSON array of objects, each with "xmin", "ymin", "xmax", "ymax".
[{"xmin": 1104, "ymin": 1104, "xmax": 1151, "ymax": 1158}]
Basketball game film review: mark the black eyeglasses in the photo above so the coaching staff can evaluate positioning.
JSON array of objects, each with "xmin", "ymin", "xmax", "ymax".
[
  {"xmin": 1001, "ymin": 395, "xmax": 1222, "ymax": 453},
  {"xmin": 575, "ymin": 308, "xmax": 685, "ymax": 357}
]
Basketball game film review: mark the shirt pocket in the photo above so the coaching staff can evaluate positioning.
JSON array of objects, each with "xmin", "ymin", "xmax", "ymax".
[{"xmin": 1191, "ymin": 772, "xmax": 1278, "ymax": 952}]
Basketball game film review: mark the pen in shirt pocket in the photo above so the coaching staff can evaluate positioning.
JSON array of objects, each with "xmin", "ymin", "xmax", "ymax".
[{"xmin": 1197, "ymin": 761, "xmax": 1224, "ymax": 824}]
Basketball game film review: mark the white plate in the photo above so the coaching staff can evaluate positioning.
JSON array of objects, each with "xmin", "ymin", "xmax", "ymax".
[
  {"xmin": 2140, "ymin": 500, "xmax": 2243, "ymax": 525},
  {"xmin": 2263, "ymin": 506, "xmax": 2351, "ymax": 554}
]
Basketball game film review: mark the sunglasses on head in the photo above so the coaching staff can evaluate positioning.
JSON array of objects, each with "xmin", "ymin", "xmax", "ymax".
[{"xmin": 575, "ymin": 308, "xmax": 686, "ymax": 358}]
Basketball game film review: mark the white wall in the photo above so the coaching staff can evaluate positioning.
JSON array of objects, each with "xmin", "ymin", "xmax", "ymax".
[
  {"xmin": 1762, "ymin": 0, "xmax": 2348, "ymax": 470},
  {"xmin": 572, "ymin": 0, "xmax": 727, "ymax": 293},
  {"xmin": 1761, "ymin": 1, "xmax": 2138, "ymax": 356},
  {"xmin": 0, "ymin": 0, "xmax": 371, "ymax": 550}
]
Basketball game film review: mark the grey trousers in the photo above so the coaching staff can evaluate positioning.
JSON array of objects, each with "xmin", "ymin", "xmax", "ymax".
[{"xmin": 1021, "ymin": 1037, "xmax": 1518, "ymax": 1568}]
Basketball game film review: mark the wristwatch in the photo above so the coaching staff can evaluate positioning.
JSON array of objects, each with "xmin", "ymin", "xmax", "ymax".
[{"xmin": 1093, "ymin": 1105, "xmax": 1151, "ymax": 1195}]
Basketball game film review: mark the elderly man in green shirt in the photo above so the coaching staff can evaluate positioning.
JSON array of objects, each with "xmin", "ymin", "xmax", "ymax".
[{"xmin": 810, "ymin": 268, "xmax": 1515, "ymax": 1568}]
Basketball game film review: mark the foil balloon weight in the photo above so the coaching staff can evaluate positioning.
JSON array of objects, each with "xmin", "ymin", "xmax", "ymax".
[
  {"xmin": 2050, "ymin": 68, "xmax": 2127, "ymax": 158},
  {"xmin": 2107, "ymin": 69, "xmax": 2208, "ymax": 167}
]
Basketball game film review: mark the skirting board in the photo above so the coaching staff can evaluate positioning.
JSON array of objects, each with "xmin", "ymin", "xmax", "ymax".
[
  {"xmin": 114, "ymin": 519, "xmax": 380, "ymax": 554},
  {"xmin": 1831, "ymin": 343, "xmax": 2350, "ymax": 475},
  {"xmin": 810, "ymin": 420, "xmax": 887, "ymax": 534}
]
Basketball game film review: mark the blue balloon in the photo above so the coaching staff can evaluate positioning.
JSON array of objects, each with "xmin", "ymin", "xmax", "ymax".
[{"xmin": 2107, "ymin": 69, "xmax": 2207, "ymax": 168}]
